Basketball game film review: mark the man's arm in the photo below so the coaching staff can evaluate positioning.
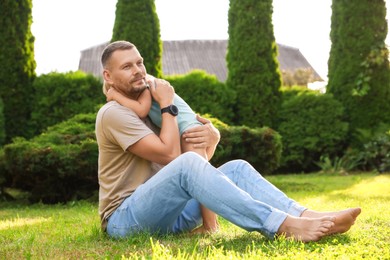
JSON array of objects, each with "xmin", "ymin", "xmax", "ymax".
[
  {"xmin": 126, "ymin": 79, "xmax": 181, "ymax": 165},
  {"xmin": 107, "ymin": 87, "xmax": 152, "ymax": 119},
  {"xmin": 182, "ymin": 115, "xmax": 220, "ymax": 160}
]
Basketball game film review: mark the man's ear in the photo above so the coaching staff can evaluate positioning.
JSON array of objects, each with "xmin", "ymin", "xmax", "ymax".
[{"xmin": 103, "ymin": 69, "xmax": 113, "ymax": 85}]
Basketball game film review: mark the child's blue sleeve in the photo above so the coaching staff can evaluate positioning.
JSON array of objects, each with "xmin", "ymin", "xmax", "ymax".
[{"xmin": 148, "ymin": 94, "xmax": 202, "ymax": 135}]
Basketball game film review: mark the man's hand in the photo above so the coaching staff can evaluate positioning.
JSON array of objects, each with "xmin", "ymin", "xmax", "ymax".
[
  {"xmin": 148, "ymin": 78, "xmax": 175, "ymax": 108},
  {"xmin": 182, "ymin": 115, "xmax": 220, "ymax": 148}
]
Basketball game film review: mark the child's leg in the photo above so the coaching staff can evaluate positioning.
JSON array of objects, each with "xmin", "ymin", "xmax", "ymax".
[
  {"xmin": 149, "ymin": 93, "xmax": 219, "ymax": 233},
  {"xmin": 181, "ymin": 136, "xmax": 219, "ymax": 234}
]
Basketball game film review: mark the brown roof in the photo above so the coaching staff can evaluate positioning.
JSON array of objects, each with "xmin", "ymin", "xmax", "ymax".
[{"xmin": 78, "ymin": 40, "xmax": 322, "ymax": 82}]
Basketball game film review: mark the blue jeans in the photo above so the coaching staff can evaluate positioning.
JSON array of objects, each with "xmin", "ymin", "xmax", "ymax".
[{"xmin": 106, "ymin": 152, "xmax": 306, "ymax": 239}]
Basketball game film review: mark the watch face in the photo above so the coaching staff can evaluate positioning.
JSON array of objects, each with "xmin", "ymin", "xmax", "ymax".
[
  {"xmin": 170, "ymin": 105, "xmax": 179, "ymax": 115},
  {"xmin": 162, "ymin": 105, "xmax": 179, "ymax": 116}
]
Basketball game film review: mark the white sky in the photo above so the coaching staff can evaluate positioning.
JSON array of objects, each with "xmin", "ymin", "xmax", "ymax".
[{"xmin": 32, "ymin": 0, "xmax": 390, "ymax": 80}]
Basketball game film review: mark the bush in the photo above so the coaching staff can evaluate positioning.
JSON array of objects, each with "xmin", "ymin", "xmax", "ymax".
[
  {"xmin": 29, "ymin": 71, "xmax": 105, "ymax": 137},
  {"xmin": 0, "ymin": 113, "xmax": 98, "ymax": 203},
  {"xmin": 281, "ymin": 68, "xmax": 318, "ymax": 87},
  {"xmin": 276, "ymin": 90, "xmax": 348, "ymax": 172},
  {"xmin": 0, "ymin": 111, "xmax": 283, "ymax": 203},
  {"xmin": 165, "ymin": 70, "xmax": 236, "ymax": 124},
  {"xmin": 211, "ymin": 124, "xmax": 282, "ymax": 175},
  {"xmin": 0, "ymin": 97, "xmax": 5, "ymax": 146},
  {"xmin": 349, "ymin": 124, "xmax": 390, "ymax": 173}
]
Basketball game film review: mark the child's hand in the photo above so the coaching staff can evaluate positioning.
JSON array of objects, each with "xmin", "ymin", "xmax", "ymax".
[
  {"xmin": 145, "ymin": 74, "xmax": 156, "ymax": 89},
  {"xmin": 106, "ymin": 87, "xmax": 118, "ymax": 101}
]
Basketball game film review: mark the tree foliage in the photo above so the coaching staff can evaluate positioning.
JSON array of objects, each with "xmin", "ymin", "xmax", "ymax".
[
  {"xmin": 111, "ymin": 0, "xmax": 162, "ymax": 78},
  {"xmin": 0, "ymin": 98, "xmax": 5, "ymax": 146},
  {"xmin": 226, "ymin": 0, "xmax": 282, "ymax": 128},
  {"xmin": 327, "ymin": 0, "xmax": 390, "ymax": 143},
  {"xmin": 0, "ymin": 0, "xmax": 36, "ymax": 141}
]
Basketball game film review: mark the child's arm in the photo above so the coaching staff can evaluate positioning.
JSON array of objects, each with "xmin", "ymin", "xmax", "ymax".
[{"xmin": 106, "ymin": 87, "xmax": 152, "ymax": 119}]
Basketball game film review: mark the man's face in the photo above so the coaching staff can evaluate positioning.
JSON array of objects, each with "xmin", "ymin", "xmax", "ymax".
[{"xmin": 104, "ymin": 48, "xmax": 148, "ymax": 99}]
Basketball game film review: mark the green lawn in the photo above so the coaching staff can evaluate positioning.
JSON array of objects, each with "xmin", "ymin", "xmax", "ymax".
[{"xmin": 1, "ymin": 172, "xmax": 389, "ymax": 259}]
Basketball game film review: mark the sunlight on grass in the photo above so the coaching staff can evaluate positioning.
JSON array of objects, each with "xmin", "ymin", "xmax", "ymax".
[
  {"xmin": 341, "ymin": 174, "xmax": 390, "ymax": 198},
  {"xmin": 0, "ymin": 173, "xmax": 389, "ymax": 259},
  {"xmin": 0, "ymin": 217, "xmax": 50, "ymax": 230}
]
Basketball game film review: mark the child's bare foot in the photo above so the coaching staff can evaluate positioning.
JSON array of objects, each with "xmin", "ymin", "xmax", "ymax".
[
  {"xmin": 190, "ymin": 225, "xmax": 219, "ymax": 235},
  {"xmin": 301, "ymin": 208, "xmax": 361, "ymax": 235},
  {"xmin": 277, "ymin": 215, "xmax": 335, "ymax": 242}
]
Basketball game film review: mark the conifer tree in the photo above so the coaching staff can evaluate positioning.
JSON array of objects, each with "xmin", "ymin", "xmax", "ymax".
[
  {"xmin": 0, "ymin": 0, "xmax": 36, "ymax": 141},
  {"xmin": 226, "ymin": 0, "xmax": 282, "ymax": 128},
  {"xmin": 111, "ymin": 0, "xmax": 162, "ymax": 78},
  {"xmin": 327, "ymin": 0, "xmax": 390, "ymax": 138}
]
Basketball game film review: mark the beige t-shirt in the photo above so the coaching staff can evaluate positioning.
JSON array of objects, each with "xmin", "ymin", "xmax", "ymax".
[{"xmin": 95, "ymin": 101, "xmax": 161, "ymax": 230}]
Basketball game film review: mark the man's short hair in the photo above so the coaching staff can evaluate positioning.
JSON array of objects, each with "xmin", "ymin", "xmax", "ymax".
[{"xmin": 101, "ymin": 41, "xmax": 135, "ymax": 68}]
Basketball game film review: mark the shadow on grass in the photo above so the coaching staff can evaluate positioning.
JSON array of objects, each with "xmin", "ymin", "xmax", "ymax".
[{"xmin": 103, "ymin": 229, "xmax": 356, "ymax": 258}]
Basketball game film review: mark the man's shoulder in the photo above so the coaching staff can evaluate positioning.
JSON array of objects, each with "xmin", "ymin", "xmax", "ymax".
[
  {"xmin": 98, "ymin": 101, "xmax": 137, "ymax": 119},
  {"xmin": 98, "ymin": 101, "xmax": 128, "ymax": 112}
]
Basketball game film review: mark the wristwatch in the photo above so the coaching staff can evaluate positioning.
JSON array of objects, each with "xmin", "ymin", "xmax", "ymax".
[{"xmin": 161, "ymin": 104, "xmax": 179, "ymax": 116}]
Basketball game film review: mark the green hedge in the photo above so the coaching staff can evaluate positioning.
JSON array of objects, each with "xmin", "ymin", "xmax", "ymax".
[
  {"xmin": 0, "ymin": 113, "xmax": 281, "ymax": 203},
  {"xmin": 165, "ymin": 70, "xmax": 236, "ymax": 124},
  {"xmin": 0, "ymin": 97, "xmax": 5, "ymax": 146},
  {"xmin": 1, "ymin": 113, "xmax": 98, "ymax": 203},
  {"xmin": 212, "ymin": 125, "xmax": 282, "ymax": 175},
  {"xmin": 28, "ymin": 71, "xmax": 105, "ymax": 137},
  {"xmin": 276, "ymin": 89, "xmax": 348, "ymax": 172}
]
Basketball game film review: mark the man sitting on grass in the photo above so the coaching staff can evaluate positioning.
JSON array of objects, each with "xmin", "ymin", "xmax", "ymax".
[{"xmin": 95, "ymin": 40, "xmax": 361, "ymax": 242}]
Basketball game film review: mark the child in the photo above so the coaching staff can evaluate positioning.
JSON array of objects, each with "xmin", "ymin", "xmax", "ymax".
[{"xmin": 104, "ymin": 76, "xmax": 219, "ymax": 234}]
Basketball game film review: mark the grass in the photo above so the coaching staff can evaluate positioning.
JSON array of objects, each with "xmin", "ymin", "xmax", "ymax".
[{"xmin": 0, "ymin": 172, "xmax": 389, "ymax": 259}]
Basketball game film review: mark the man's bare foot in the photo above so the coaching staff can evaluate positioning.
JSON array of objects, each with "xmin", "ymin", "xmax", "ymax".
[
  {"xmin": 301, "ymin": 208, "xmax": 361, "ymax": 235},
  {"xmin": 277, "ymin": 215, "xmax": 335, "ymax": 242}
]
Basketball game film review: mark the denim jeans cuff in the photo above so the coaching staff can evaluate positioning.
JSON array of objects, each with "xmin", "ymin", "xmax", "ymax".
[
  {"xmin": 262, "ymin": 210, "xmax": 288, "ymax": 238},
  {"xmin": 287, "ymin": 204, "xmax": 307, "ymax": 217}
]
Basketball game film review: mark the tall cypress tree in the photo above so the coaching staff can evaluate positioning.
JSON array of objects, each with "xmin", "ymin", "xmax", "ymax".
[
  {"xmin": 327, "ymin": 0, "xmax": 390, "ymax": 139},
  {"xmin": 111, "ymin": 0, "xmax": 162, "ymax": 78},
  {"xmin": 226, "ymin": 0, "xmax": 281, "ymax": 128},
  {"xmin": 0, "ymin": 0, "xmax": 36, "ymax": 141}
]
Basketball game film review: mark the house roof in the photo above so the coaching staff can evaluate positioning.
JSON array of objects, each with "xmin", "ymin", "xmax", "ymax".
[{"xmin": 78, "ymin": 40, "xmax": 322, "ymax": 82}]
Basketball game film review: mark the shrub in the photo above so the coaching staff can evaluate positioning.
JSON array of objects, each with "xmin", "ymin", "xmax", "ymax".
[
  {"xmin": 165, "ymin": 70, "xmax": 236, "ymax": 124},
  {"xmin": 211, "ymin": 124, "xmax": 282, "ymax": 175},
  {"xmin": 276, "ymin": 91, "xmax": 348, "ymax": 172},
  {"xmin": 29, "ymin": 71, "xmax": 105, "ymax": 137},
  {"xmin": 0, "ymin": 97, "xmax": 5, "ymax": 146},
  {"xmin": 349, "ymin": 124, "xmax": 390, "ymax": 173},
  {"xmin": 0, "ymin": 112, "xmax": 282, "ymax": 203},
  {"xmin": 281, "ymin": 68, "xmax": 318, "ymax": 87},
  {"xmin": 315, "ymin": 154, "xmax": 362, "ymax": 175},
  {"xmin": 1, "ymin": 113, "xmax": 98, "ymax": 203}
]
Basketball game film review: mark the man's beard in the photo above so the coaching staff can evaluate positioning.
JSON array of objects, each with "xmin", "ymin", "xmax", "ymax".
[{"xmin": 123, "ymin": 80, "xmax": 148, "ymax": 99}]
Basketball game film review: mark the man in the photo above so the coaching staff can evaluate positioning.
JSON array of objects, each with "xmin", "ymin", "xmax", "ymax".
[{"xmin": 95, "ymin": 40, "xmax": 361, "ymax": 242}]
